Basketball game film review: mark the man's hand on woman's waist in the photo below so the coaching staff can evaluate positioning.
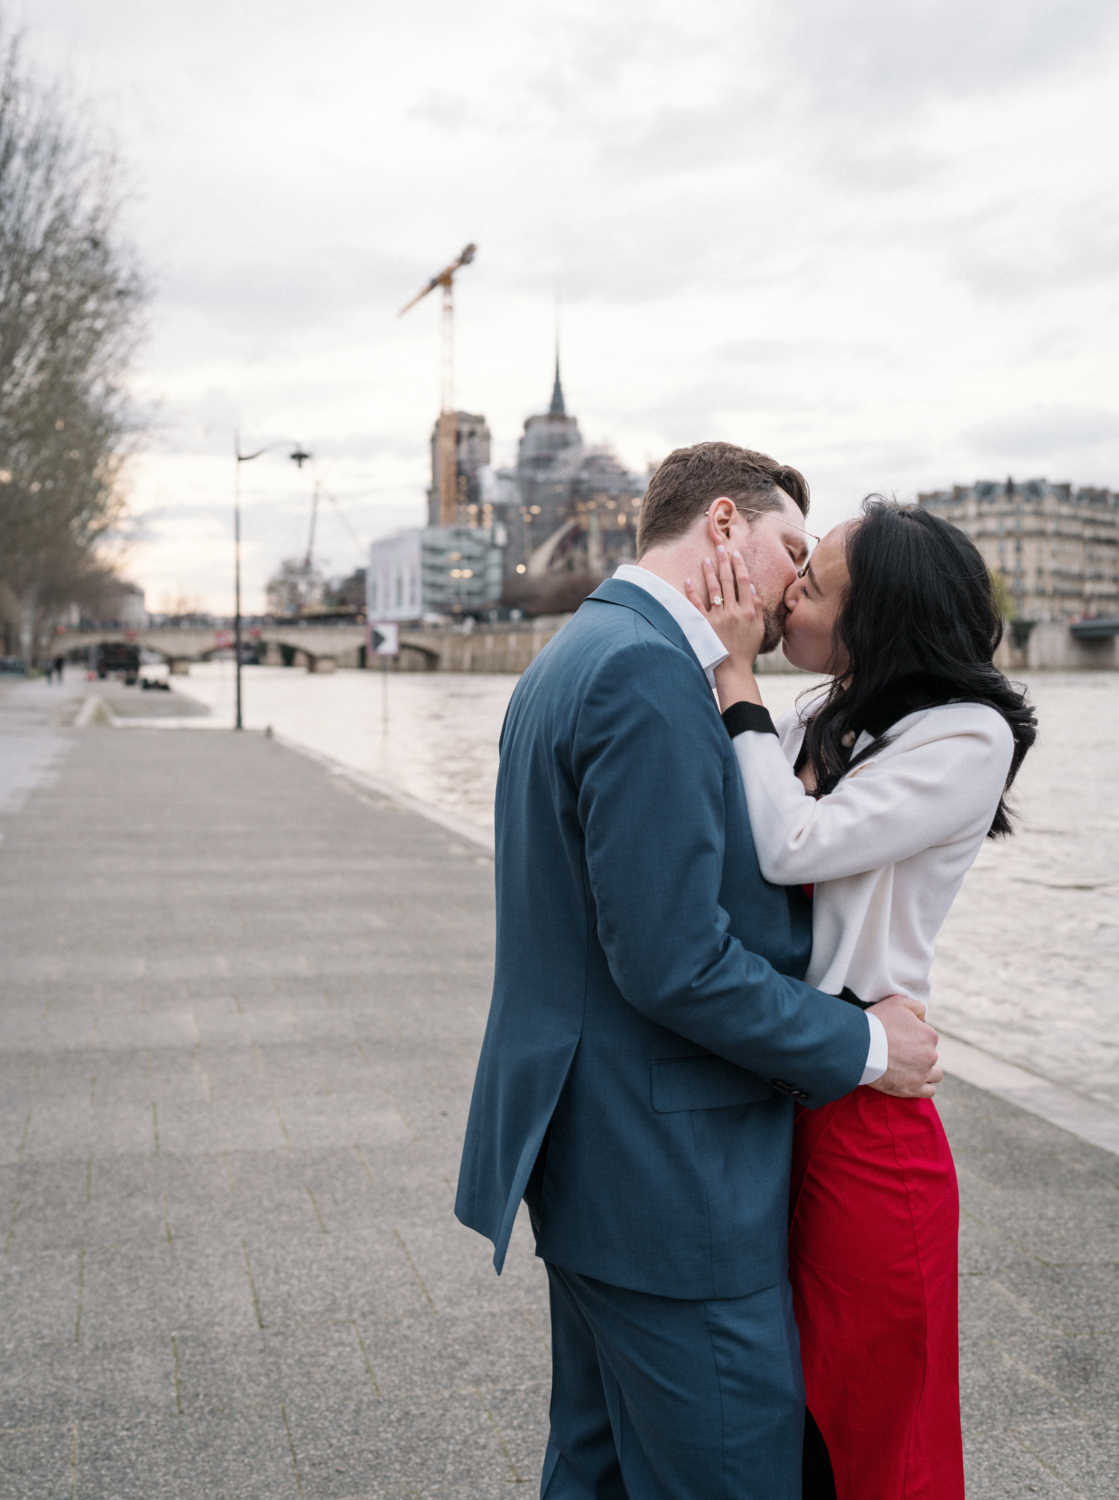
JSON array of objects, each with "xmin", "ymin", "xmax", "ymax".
[{"xmin": 866, "ymin": 995, "xmax": 942, "ymax": 1099}]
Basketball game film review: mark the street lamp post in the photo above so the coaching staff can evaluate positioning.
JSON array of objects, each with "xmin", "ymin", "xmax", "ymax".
[{"xmin": 233, "ymin": 433, "xmax": 312, "ymax": 731}]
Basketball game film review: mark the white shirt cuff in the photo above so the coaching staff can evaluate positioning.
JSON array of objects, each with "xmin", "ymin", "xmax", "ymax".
[{"xmin": 859, "ymin": 1012, "xmax": 888, "ymax": 1086}]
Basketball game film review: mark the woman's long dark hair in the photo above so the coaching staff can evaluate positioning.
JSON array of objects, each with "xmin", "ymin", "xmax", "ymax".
[{"xmin": 800, "ymin": 498, "xmax": 1037, "ymax": 836}]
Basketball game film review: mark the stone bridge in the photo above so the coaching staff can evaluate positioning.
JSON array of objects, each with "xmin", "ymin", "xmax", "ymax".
[{"xmin": 56, "ymin": 618, "xmax": 572, "ymax": 675}]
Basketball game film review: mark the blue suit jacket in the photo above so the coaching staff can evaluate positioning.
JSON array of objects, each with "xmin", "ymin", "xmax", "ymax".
[{"xmin": 455, "ymin": 579, "xmax": 869, "ymax": 1299}]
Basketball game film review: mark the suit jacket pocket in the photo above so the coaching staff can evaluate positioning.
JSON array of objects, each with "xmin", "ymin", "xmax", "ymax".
[{"xmin": 649, "ymin": 1055, "xmax": 773, "ymax": 1113}]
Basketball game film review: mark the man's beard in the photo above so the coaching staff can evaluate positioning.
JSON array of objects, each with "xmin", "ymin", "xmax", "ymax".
[{"xmin": 757, "ymin": 600, "xmax": 787, "ymax": 656}]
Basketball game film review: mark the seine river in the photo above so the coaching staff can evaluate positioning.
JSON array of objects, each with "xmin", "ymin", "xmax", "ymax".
[{"xmin": 177, "ymin": 662, "xmax": 1119, "ymax": 1109}]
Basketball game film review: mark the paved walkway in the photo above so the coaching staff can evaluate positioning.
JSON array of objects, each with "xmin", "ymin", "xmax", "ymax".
[{"xmin": 0, "ymin": 681, "xmax": 1117, "ymax": 1497}]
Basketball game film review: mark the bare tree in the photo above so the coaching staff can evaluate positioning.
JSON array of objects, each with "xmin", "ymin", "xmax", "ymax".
[
  {"xmin": 0, "ymin": 22, "xmax": 147, "ymax": 661},
  {"xmin": 265, "ymin": 557, "xmax": 324, "ymax": 618}
]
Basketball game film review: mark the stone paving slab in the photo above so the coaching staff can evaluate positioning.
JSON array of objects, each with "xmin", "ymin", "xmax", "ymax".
[
  {"xmin": 938, "ymin": 1079, "xmax": 1119, "ymax": 1495},
  {"xmin": 0, "ymin": 688, "xmax": 1117, "ymax": 1497}
]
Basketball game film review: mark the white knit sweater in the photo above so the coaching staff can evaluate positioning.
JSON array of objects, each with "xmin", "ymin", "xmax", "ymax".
[{"xmin": 732, "ymin": 702, "xmax": 1015, "ymax": 1010}]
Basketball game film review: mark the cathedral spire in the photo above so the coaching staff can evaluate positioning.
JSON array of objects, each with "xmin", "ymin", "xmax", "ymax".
[{"xmin": 549, "ymin": 349, "xmax": 566, "ymax": 417}]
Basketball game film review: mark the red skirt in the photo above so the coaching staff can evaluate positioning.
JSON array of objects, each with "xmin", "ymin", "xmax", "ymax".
[{"xmin": 789, "ymin": 1089, "xmax": 964, "ymax": 1500}]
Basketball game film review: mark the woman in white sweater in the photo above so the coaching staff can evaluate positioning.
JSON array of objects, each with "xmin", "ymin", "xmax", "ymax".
[{"xmin": 686, "ymin": 499, "xmax": 1036, "ymax": 1500}]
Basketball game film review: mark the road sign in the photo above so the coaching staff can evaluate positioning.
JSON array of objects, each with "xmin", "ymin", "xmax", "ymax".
[{"xmin": 369, "ymin": 622, "xmax": 399, "ymax": 657}]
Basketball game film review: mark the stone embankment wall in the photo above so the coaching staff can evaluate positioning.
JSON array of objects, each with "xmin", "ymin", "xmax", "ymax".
[
  {"xmin": 394, "ymin": 618, "xmax": 569, "ymax": 674},
  {"xmin": 413, "ymin": 617, "xmax": 1118, "ymax": 677},
  {"xmin": 996, "ymin": 621, "xmax": 1117, "ymax": 672}
]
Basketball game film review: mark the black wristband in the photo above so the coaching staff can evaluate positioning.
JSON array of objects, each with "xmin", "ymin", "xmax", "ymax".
[{"xmin": 721, "ymin": 701, "xmax": 777, "ymax": 738}]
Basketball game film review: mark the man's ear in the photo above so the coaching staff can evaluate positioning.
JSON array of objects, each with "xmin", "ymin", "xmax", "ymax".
[{"xmin": 706, "ymin": 497, "xmax": 737, "ymax": 545}]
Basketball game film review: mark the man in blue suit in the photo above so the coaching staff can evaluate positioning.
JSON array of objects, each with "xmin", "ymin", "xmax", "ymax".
[{"xmin": 456, "ymin": 442, "xmax": 939, "ymax": 1498}]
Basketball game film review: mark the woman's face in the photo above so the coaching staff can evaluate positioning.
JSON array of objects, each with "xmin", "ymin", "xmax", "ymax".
[{"xmin": 782, "ymin": 522, "xmax": 853, "ymax": 675}]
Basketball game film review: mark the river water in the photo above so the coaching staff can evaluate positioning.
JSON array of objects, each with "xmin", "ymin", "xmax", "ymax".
[{"xmin": 175, "ymin": 662, "xmax": 1119, "ymax": 1110}]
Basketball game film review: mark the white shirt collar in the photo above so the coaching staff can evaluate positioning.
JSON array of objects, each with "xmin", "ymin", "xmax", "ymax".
[{"xmin": 612, "ymin": 563, "xmax": 728, "ymax": 686}]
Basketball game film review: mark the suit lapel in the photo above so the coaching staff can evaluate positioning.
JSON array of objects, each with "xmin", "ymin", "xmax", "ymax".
[{"xmin": 586, "ymin": 578, "xmax": 698, "ymax": 660}]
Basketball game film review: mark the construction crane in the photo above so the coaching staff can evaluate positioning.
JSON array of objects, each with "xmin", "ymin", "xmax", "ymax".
[{"xmin": 399, "ymin": 243, "xmax": 476, "ymax": 527}]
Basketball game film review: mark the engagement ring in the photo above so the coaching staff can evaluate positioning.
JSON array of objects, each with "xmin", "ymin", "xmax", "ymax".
[{"xmin": 712, "ymin": 595, "xmax": 723, "ymax": 606}]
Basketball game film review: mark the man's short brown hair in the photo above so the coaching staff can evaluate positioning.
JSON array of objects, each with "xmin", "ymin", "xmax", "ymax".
[{"xmin": 636, "ymin": 441, "xmax": 809, "ymax": 557}]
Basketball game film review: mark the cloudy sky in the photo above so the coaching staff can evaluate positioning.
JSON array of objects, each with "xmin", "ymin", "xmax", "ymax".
[{"xmin": 23, "ymin": 0, "xmax": 1119, "ymax": 612}]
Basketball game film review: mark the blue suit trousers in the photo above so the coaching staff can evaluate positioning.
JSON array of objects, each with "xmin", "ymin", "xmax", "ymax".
[{"xmin": 541, "ymin": 1262, "xmax": 805, "ymax": 1500}]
